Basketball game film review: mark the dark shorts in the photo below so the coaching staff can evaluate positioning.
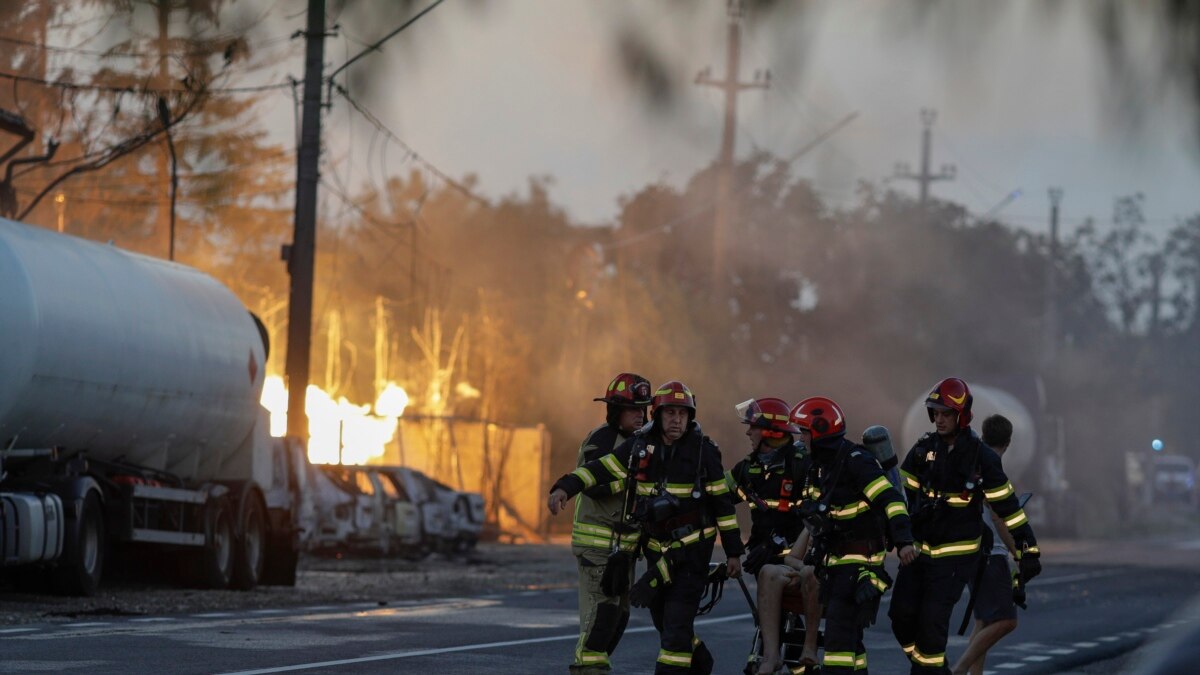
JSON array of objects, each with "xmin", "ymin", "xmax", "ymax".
[{"xmin": 972, "ymin": 555, "xmax": 1017, "ymax": 623}]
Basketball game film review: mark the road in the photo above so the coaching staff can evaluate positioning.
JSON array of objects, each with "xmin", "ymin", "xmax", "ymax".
[{"xmin": 2, "ymin": 538, "xmax": 1199, "ymax": 674}]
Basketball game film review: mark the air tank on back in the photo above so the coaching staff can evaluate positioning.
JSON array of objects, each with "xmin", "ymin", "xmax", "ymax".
[
  {"xmin": 0, "ymin": 218, "xmax": 267, "ymax": 481},
  {"xmin": 900, "ymin": 382, "xmax": 1036, "ymax": 480}
]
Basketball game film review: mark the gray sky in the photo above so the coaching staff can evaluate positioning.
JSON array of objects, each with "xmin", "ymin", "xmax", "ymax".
[{"xmin": 248, "ymin": 1, "xmax": 1200, "ymax": 237}]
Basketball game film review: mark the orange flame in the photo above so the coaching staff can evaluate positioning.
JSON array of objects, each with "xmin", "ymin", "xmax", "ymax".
[{"xmin": 260, "ymin": 375, "xmax": 409, "ymax": 465}]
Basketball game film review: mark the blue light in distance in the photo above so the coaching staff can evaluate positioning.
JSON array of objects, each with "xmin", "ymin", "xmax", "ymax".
[{"xmin": 1152, "ymin": 439, "xmax": 1164, "ymax": 452}]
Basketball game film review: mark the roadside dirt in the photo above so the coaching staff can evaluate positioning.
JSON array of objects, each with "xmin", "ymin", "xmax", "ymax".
[{"xmin": 0, "ymin": 541, "xmax": 577, "ymax": 626}]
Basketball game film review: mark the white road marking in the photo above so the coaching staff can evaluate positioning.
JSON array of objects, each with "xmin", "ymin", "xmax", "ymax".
[
  {"xmin": 1098, "ymin": 636, "xmax": 1120, "ymax": 642},
  {"xmin": 1023, "ymin": 655, "xmax": 1051, "ymax": 662},
  {"xmin": 1072, "ymin": 642, "xmax": 1098, "ymax": 648},
  {"xmin": 0, "ymin": 628, "xmax": 37, "ymax": 634},
  {"xmin": 193, "ymin": 613, "xmax": 234, "ymax": 618},
  {"xmin": 215, "ymin": 613, "xmax": 755, "ymax": 675},
  {"xmin": 994, "ymin": 664, "xmax": 1026, "ymax": 670},
  {"xmin": 62, "ymin": 622, "xmax": 111, "ymax": 628},
  {"xmin": 250, "ymin": 609, "xmax": 286, "ymax": 615},
  {"xmin": 130, "ymin": 617, "xmax": 175, "ymax": 623},
  {"xmin": 1046, "ymin": 648, "xmax": 1076, "ymax": 655}
]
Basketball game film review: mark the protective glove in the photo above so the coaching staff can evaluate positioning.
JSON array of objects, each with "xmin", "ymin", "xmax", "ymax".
[
  {"xmin": 853, "ymin": 567, "xmax": 892, "ymax": 628},
  {"xmin": 1012, "ymin": 582, "xmax": 1027, "ymax": 610},
  {"xmin": 600, "ymin": 551, "xmax": 633, "ymax": 597},
  {"xmin": 1018, "ymin": 549, "xmax": 1041, "ymax": 583},
  {"xmin": 743, "ymin": 535, "xmax": 786, "ymax": 576},
  {"xmin": 628, "ymin": 574, "xmax": 660, "ymax": 609}
]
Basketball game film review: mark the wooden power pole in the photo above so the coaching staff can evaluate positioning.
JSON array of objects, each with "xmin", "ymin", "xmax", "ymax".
[
  {"xmin": 893, "ymin": 108, "xmax": 956, "ymax": 208},
  {"xmin": 695, "ymin": 0, "xmax": 768, "ymax": 291},
  {"xmin": 285, "ymin": 0, "xmax": 327, "ymax": 439}
]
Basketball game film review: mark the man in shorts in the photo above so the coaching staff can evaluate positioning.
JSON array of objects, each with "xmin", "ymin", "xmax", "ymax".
[{"xmin": 951, "ymin": 414, "xmax": 1020, "ymax": 675}]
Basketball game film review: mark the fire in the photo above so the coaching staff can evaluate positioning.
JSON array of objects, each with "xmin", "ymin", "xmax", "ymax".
[{"xmin": 260, "ymin": 375, "xmax": 409, "ymax": 465}]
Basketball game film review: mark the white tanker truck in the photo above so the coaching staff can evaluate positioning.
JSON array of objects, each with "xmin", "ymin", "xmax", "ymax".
[
  {"xmin": 0, "ymin": 218, "xmax": 304, "ymax": 595},
  {"xmin": 900, "ymin": 380, "xmax": 1075, "ymax": 535}
]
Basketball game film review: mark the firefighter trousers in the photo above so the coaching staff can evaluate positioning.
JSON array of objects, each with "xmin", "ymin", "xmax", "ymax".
[
  {"xmin": 888, "ymin": 555, "xmax": 974, "ymax": 674},
  {"xmin": 647, "ymin": 567, "xmax": 714, "ymax": 674},
  {"xmin": 820, "ymin": 565, "xmax": 870, "ymax": 673},
  {"xmin": 571, "ymin": 555, "xmax": 632, "ymax": 674}
]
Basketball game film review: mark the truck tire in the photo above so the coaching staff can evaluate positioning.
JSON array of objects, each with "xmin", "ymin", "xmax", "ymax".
[
  {"xmin": 199, "ymin": 498, "xmax": 235, "ymax": 589},
  {"xmin": 231, "ymin": 490, "xmax": 266, "ymax": 590},
  {"xmin": 53, "ymin": 491, "xmax": 105, "ymax": 596}
]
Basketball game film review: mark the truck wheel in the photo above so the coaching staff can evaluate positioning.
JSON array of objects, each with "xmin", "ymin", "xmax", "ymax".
[
  {"xmin": 53, "ymin": 491, "xmax": 105, "ymax": 596},
  {"xmin": 231, "ymin": 491, "xmax": 266, "ymax": 590},
  {"xmin": 200, "ymin": 499, "xmax": 235, "ymax": 589}
]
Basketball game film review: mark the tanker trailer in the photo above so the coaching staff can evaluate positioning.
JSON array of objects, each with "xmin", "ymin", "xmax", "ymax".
[
  {"xmin": 899, "ymin": 380, "xmax": 1074, "ymax": 534},
  {"xmin": 0, "ymin": 218, "xmax": 302, "ymax": 594}
]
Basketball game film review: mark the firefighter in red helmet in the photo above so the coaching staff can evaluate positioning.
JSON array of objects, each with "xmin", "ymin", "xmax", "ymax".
[
  {"xmin": 727, "ymin": 398, "xmax": 806, "ymax": 574},
  {"xmin": 758, "ymin": 396, "xmax": 915, "ymax": 674},
  {"xmin": 558, "ymin": 373, "xmax": 652, "ymax": 674},
  {"xmin": 548, "ymin": 380, "xmax": 744, "ymax": 674},
  {"xmin": 724, "ymin": 397, "xmax": 821, "ymax": 671},
  {"xmin": 889, "ymin": 378, "xmax": 1041, "ymax": 674}
]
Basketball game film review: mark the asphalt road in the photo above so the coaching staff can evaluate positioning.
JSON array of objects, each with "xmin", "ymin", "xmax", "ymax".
[{"xmin": 3, "ymin": 543, "xmax": 1199, "ymax": 674}]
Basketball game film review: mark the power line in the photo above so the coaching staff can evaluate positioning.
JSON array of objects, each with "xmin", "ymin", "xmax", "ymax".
[
  {"xmin": 326, "ymin": 0, "xmax": 448, "ymax": 81},
  {"xmin": 334, "ymin": 84, "xmax": 488, "ymax": 205},
  {"xmin": 0, "ymin": 31, "xmax": 293, "ymax": 60},
  {"xmin": 0, "ymin": 69, "xmax": 295, "ymax": 94}
]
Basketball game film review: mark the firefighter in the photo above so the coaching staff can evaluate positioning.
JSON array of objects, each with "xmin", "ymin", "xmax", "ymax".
[
  {"xmin": 563, "ymin": 373, "xmax": 653, "ymax": 674},
  {"xmin": 728, "ymin": 397, "xmax": 806, "ymax": 575},
  {"xmin": 548, "ymin": 380, "xmax": 744, "ymax": 674},
  {"xmin": 889, "ymin": 378, "xmax": 1041, "ymax": 675},
  {"xmin": 789, "ymin": 396, "xmax": 916, "ymax": 674},
  {"xmin": 726, "ymin": 397, "xmax": 822, "ymax": 670}
]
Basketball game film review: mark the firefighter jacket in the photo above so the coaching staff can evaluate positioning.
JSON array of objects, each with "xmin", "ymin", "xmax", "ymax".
[
  {"xmin": 900, "ymin": 428, "xmax": 1038, "ymax": 562},
  {"xmin": 553, "ymin": 421, "xmax": 745, "ymax": 577},
  {"xmin": 727, "ymin": 446, "xmax": 808, "ymax": 550},
  {"xmin": 570, "ymin": 423, "xmax": 640, "ymax": 562},
  {"xmin": 803, "ymin": 437, "xmax": 913, "ymax": 569}
]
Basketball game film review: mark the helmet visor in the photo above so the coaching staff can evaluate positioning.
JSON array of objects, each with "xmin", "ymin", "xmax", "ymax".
[{"xmin": 735, "ymin": 399, "xmax": 762, "ymax": 425}]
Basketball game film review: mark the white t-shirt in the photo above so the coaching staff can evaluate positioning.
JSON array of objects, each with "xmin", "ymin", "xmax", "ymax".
[{"xmin": 983, "ymin": 505, "xmax": 1010, "ymax": 557}]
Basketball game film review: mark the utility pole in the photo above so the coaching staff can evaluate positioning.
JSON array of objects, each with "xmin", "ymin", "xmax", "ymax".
[
  {"xmin": 893, "ymin": 108, "xmax": 955, "ymax": 208},
  {"xmin": 156, "ymin": 0, "xmax": 172, "ymax": 258},
  {"xmin": 695, "ymin": 0, "xmax": 768, "ymax": 290},
  {"xmin": 285, "ymin": 0, "xmax": 327, "ymax": 440},
  {"xmin": 1044, "ymin": 188, "xmax": 1063, "ymax": 366}
]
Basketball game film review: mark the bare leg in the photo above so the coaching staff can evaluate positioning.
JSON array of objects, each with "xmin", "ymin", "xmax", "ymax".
[
  {"xmin": 951, "ymin": 618, "xmax": 1017, "ymax": 675},
  {"xmin": 754, "ymin": 565, "xmax": 795, "ymax": 674},
  {"xmin": 799, "ymin": 566, "xmax": 821, "ymax": 665}
]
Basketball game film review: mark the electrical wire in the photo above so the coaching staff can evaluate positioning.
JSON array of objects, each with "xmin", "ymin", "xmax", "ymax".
[
  {"xmin": 326, "ymin": 0, "xmax": 448, "ymax": 81},
  {"xmin": 334, "ymin": 84, "xmax": 488, "ymax": 206},
  {"xmin": 0, "ymin": 69, "xmax": 295, "ymax": 94}
]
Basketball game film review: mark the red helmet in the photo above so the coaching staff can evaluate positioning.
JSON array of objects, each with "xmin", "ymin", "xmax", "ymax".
[
  {"xmin": 925, "ymin": 377, "xmax": 973, "ymax": 428},
  {"xmin": 789, "ymin": 396, "xmax": 847, "ymax": 441},
  {"xmin": 736, "ymin": 397, "xmax": 799, "ymax": 438},
  {"xmin": 652, "ymin": 380, "xmax": 696, "ymax": 417},
  {"xmin": 594, "ymin": 373, "xmax": 652, "ymax": 407}
]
